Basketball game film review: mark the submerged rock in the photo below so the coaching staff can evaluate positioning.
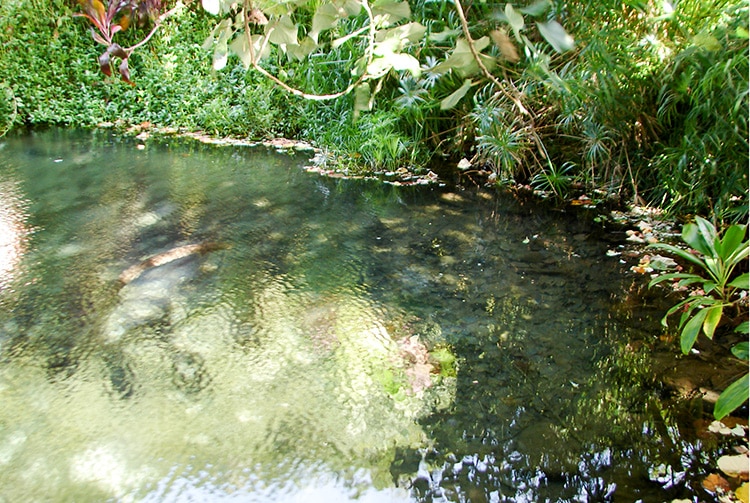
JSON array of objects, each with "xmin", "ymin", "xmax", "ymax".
[
  {"xmin": 102, "ymin": 242, "xmax": 230, "ymax": 342},
  {"xmin": 103, "ymin": 255, "xmax": 197, "ymax": 342},
  {"xmin": 118, "ymin": 242, "xmax": 229, "ymax": 285}
]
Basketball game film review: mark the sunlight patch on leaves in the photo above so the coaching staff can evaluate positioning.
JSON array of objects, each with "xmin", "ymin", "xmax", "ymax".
[
  {"xmin": 536, "ymin": 20, "xmax": 575, "ymax": 53},
  {"xmin": 440, "ymin": 79, "xmax": 473, "ymax": 110}
]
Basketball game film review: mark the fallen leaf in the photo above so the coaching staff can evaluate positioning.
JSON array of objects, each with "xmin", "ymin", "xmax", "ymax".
[
  {"xmin": 457, "ymin": 158, "xmax": 472, "ymax": 170},
  {"xmin": 709, "ymin": 420, "xmax": 725, "ymax": 433},
  {"xmin": 737, "ymin": 482, "xmax": 749, "ymax": 503},
  {"xmin": 649, "ymin": 254, "xmax": 679, "ymax": 271},
  {"xmin": 702, "ymin": 473, "xmax": 731, "ymax": 493},
  {"xmin": 718, "ymin": 454, "xmax": 750, "ymax": 479}
]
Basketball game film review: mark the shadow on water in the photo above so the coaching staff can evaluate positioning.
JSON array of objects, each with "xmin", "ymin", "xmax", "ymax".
[{"xmin": 0, "ymin": 129, "xmax": 741, "ymax": 502}]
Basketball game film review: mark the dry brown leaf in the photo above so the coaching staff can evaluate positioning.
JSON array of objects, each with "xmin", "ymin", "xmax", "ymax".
[
  {"xmin": 490, "ymin": 30, "xmax": 519, "ymax": 62},
  {"xmin": 718, "ymin": 454, "xmax": 750, "ymax": 479},
  {"xmin": 702, "ymin": 472, "xmax": 731, "ymax": 493}
]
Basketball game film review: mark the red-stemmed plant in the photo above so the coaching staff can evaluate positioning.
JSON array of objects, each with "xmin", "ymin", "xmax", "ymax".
[{"xmin": 74, "ymin": 0, "xmax": 171, "ymax": 84}]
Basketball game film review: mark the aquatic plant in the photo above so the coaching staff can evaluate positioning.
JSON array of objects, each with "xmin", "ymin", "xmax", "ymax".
[{"xmin": 648, "ymin": 216, "xmax": 748, "ymax": 418}]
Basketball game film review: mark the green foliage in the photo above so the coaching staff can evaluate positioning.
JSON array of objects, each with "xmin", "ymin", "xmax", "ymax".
[
  {"xmin": 649, "ymin": 217, "xmax": 748, "ymax": 418},
  {"xmin": 714, "ymin": 335, "xmax": 749, "ymax": 420},
  {"xmin": 649, "ymin": 216, "xmax": 749, "ymax": 352},
  {"xmin": 0, "ymin": 0, "xmax": 300, "ymax": 138},
  {"xmin": 531, "ymin": 161, "xmax": 575, "ymax": 198},
  {"xmin": 1, "ymin": 0, "xmax": 747, "ymax": 223}
]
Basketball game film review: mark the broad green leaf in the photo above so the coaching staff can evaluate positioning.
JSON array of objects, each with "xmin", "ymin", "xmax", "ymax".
[
  {"xmin": 648, "ymin": 272, "xmax": 703, "ymax": 288},
  {"xmin": 341, "ymin": 0, "xmax": 363, "ymax": 16},
  {"xmin": 649, "ymin": 243, "xmax": 704, "ymax": 268},
  {"xmin": 376, "ymin": 22, "xmax": 427, "ymax": 45},
  {"xmin": 696, "ymin": 217, "xmax": 719, "ymax": 256},
  {"xmin": 440, "ymin": 79, "xmax": 473, "ymax": 110},
  {"xmin": 665, "ymin": 295, "xmax": 713, "ymax": 320},
  {"xmin": 354, "ymin": 82, "xmax": 371, "ymax": 112},
  {"xmin": 230, "ymin": 33, "xmax": 271, "ymax": 67},
  {"xmin": 536, "ymin": 20, "xmax": 574, "ymax": 53},
  {"xmin": 727, "ymin": 242, "xmax": 750, "ymax": 264},
  {"xmin": 714, "ymin": 373, "xmax": 749, "ymax": 419},
  {"xmin": 504, "ymin": 4, "xmax": 524, "ymax": 33},
  {"xmin": 310, "ymin": 3, "xmax": 341, "ymax": 44},
  {"xmin": 229, "ymin": 34, "xmax": 252, "ymax": 67},
  {"xmin": 719, "ymin": 224, "xmax": 747, "ymax": 259},
  {"xmin": 702, "ymin": 257, "xmax": 722, "ymax": 284},
  {"xmin": 287, "ymin": 36, "xmax": 319, "ymax": 61},
  {"xmin": 267, "ymin": 15, "xmax": 298, "ymax": 46},
  {"xmin": 682, "ymin": 221, "xmax": 712, "ymax": 257},
  {"xmin": 202, "ymin": 0, "xmax": 220, "ymax": 15},
  {"xmin": 519, "ymin": 0, "xmax": 551, "ymax": 16},
  {"xmin": 366, "ymin": 58, "xmax": 388, "ymax": 78},
  {"xmin": 692, "ymin": 32, "xmax": 721, "ymax": 51},
  {"xmin": 203, "ymin": 19, "xmax": 232, "ymax": 50},
  {"xmin": 367, "ymin": 50, "xmax": 421, "ymax": 77},
  {"xmin": 372, "ymin": 0, "xmax": 410, "ymax": 23},
  {"xmin": 701, "ymin": 280, "xmax": 717, "ymax": 294},
  {"xmin": 212, "ymin": 45, "xmax": 228, "ymax": 70},
  {"xmin": 373, "ymin": 36, "xmax": 400, "ymax": 56},
  {"xmin": 433, "ymin": 37, "xmax": 491, "ymax": 77},
  {"xmin": 732, "ymin": 341, "xmax": 749, "ymax": 359},
  {"xmin": 385, "ymin": 53, "xmax": 421, "ymax": 76},
  {"xmin": 680, "ymin": 308, "xmax": 708, "ymax": 354},
  {"xmin": 428, "ymin": 28, "xmax": 461, "ymax": 43},
  {"xmin": 728, "ymin": 273, "xmax": 750, "ymax": 290},
  {"xmin": 212, "ymin": 23, "xmax": 233, "ymax": 70},
  {"xmin": 702, "ymin": 305, "xmax": 723, "ymax": 339}
]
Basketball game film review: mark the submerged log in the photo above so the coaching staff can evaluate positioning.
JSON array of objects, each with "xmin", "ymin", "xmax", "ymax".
[{"xmin": 118, "ymin": 242, "xmax": 230, "ymax": 285}]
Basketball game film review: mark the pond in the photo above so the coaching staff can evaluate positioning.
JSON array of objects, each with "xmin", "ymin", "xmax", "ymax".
[{"xmin": 0, "ymin": 129, "xmax": 724, "ymax": 501}]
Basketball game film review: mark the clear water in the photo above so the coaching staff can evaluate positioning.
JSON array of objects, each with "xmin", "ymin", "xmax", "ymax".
[{"xmin": 0, "ymin": 130, "xmax": 710, "ymax": 502}]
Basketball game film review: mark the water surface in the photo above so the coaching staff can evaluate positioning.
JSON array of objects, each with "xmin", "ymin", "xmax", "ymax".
[{"xmin": 0, "ymin": 130, "xmax": 713, "ymax": 501}]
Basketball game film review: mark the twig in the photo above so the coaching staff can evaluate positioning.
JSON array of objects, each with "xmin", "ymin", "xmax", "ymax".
[
  {"xmin": 126, "ymin": 1, "xmax": 191, "ymax": 53},
  {"xmin": 452, "ymin": 0, "xmax": 529, "ymax": 117}
]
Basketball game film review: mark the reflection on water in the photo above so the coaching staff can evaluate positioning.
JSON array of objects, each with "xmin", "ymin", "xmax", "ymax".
[
  {"xmin": 0, "ymin": 178, "xmax": 30, "ymax": 290},
  {"xmin": 0, "ymin": 130, "xmax": 708, "ymax": 501}
]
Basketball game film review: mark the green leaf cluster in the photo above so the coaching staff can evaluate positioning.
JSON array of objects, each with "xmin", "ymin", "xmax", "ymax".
[{"xmin": 649, "ymin": 216, "xmax": 749, "ymax": 418}]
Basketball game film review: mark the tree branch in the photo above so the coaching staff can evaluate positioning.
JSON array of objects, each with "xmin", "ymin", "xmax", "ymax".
[{"xmin": 452, "ymin": 0, "xmax": 530, "ymax": 117}]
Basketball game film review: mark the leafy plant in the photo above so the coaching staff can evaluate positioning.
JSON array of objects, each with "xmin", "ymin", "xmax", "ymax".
[
  {"xmin": 649, "ymin": 216, "xmax": 748, "ymax": 417},
  {"xmin": 530, "ymin": 161, "xmax": 575, "ymax": 198},
  {"xmin": 649, "ymin": 216, "xmax": 749, "ymax": 354},
  {"xmin": 74, "ymin": 0, "xmax": 172, "ymax": 83},
  {"xmin": 714, "ymin": 332, "xmax": 748, "ymax": 420}
]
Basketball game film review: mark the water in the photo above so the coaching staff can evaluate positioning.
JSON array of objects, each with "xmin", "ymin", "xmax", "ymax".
[{"xmin": 0, "ymin": 130, "xmax": 721, "ymax": 501}]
